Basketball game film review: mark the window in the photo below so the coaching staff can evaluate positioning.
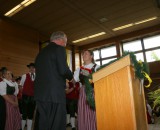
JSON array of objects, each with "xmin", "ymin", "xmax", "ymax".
[
  {"xmin": 145, "ymin": 49, "xmax": 160, "ymax": 62},
  {"xmin": 75, "ymin": 53, "xmax": 80, "ymax": 69},
  {"xmin": 92, "ymin": 45, "xmax": 117, "ymax": 66},
  {"xmin": 66, "ymin": 49, "xmax": 72, "ymax": 71},
  {"xmin": 123, "ymin": 40, "xmax": 142, "ymax": 52},
  {"xmin": 143, "ymin": 35, "xmax": 160, "ymax": 49},
  {"xmin": 93, "ymin": 50, "xmax": 99, "ymax": 60},
  {"xmin": 101, "ymin": 46, "xmax": 116, "ymax": 58},
  {"xmin": 95, "ymin": 61, "xmax": 100, "ymax": 66},
  {"xmin": 102, "ymin": 58, "xmax": 117, "ymax": 65},
  {"xmin": 122, "ymin": 34, "xmax": 160, "ymax": 63},
  {"xmin": 134, "ymin": 52, "xmax": 144, "ymax": 61}
]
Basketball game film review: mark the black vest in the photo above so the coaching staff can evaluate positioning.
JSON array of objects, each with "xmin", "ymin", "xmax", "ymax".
[{"xmin": 6, "ymin": 84, "xmax": 15, "ymax": 95}]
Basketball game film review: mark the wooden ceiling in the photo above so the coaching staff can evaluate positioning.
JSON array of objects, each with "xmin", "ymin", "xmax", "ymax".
[{"xmin": 0, "ymin": 0, "xmax": 160, "ymax": 46}]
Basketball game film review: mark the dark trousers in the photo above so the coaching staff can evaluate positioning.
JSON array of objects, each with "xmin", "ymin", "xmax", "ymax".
[
  {"xmin": 36, "ymin": 101, "xmax": 66, "ymax": 130},
  {"xmin": 22, "ymin": 95, "xmax": 36, "ymax": 120},
  {"xmin": 0, "ymin": 96, "xmax": 6, "ymax": 130},
  {"xmin": 67, "ymin": 99, "xmax": 78, "ymax": 117},
  {"xmin": 18, "ymin": 99, "xmax": 23, "ymax": 114},
  {"xmin": 34, "ymin": 109, "xmax": 39, "ymax": 130}
]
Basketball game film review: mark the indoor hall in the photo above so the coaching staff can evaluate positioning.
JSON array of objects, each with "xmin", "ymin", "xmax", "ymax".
[{"xmin": 0, "ymin": 0, "xmax": 160, "ymax": 130}]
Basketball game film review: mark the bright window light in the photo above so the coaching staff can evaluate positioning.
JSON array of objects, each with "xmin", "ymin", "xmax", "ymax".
[
  {"xmin": 95, "ymin": 61, "xmax": 101, "ymax": 66},
  {"xmin": 143, "ymin": 35, "xmax": 160, "ymax": 49},
  {"xmin": 123, "ymin": 40, "xmax": 142, "ymax": 52},
  {"xmin": 146, "ymin": 49, "xmax": 160, "ymax": 62},
  {"xmin": 101, "ymin": 46, "xmax": 117, "ymax": 58},
  {"xmin": 102, "ymin": 58, "xmax": 117, "ymax": 65},
  {"xmin": 135, "ymin": 52, "xmax": 144, "ymax": 61},
  {"xmin": 93, "ymin": 50, "xmax": 99, "ymax": 60}
]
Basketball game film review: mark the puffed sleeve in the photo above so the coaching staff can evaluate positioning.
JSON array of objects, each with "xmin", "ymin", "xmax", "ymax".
[
  {"xmin": 95, "ymin": 65, "xmax": 100, "ymax": 72},
  {"xmin": 74, "ymin": 68, "xmax": 80, "ymax": 82},
  {"xmin": 14, "ymin": 82, "xmax": 19, "ymax": 96},
  {"xmin": 0, "ymin": 82, "xmax": 7, "ymax": 96}
]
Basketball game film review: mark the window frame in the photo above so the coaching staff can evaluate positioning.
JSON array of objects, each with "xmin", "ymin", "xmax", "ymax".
[
  {"xmin": 93, "ymin": 44, "xmax": 117, "ymax": 65},
  {"xmin": 122, "ymin": 34, "xmax": 160, "ymax": 62}
]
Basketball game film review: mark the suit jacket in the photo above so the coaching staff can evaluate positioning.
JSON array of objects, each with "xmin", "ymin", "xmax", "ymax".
[{"xmin": 34, "ymin": 42, "xmax": 73, "ymax": 103}]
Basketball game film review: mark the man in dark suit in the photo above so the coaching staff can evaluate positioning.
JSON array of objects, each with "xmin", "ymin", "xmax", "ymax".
[{"xmin": 34, "ymin": 31, "xmax": 73, "ymax": 130}]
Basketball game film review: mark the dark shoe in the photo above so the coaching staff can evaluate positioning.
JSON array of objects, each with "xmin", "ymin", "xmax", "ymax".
[{"xmin": 72, "ymin": 127, "xmax": 76, "ymax": 130}]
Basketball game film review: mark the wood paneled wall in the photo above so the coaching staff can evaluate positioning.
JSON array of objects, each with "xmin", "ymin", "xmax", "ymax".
[{"xmin": 0, "ymin": 18, "xmax": 39, "ymax": 76}]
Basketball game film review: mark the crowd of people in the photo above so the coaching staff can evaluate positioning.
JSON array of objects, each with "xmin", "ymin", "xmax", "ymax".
[
  {"xmin": 0, "ymin": 31, "xmax": 157, "ymax": 130},
  {"xmin": 0, "ymin": 62, "xmax": 36, "ymax": 130},
  {"xmin": 0, "ymin": 31, "xmax": 99, "ymax": 130}
]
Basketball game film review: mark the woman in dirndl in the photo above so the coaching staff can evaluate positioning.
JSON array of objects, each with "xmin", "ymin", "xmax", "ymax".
[
  {"xmin": 74, "ymin": 50, "xmax": 100, "ymax": 130},
  {"xmin": 0, "ymin": 68, "xmax": 21, "ymax": 130}
]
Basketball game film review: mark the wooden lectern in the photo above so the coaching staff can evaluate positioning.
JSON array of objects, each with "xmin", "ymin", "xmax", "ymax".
[{"xmin": 93, "ymin": 55, "xmax": 148, "ymax": 130}]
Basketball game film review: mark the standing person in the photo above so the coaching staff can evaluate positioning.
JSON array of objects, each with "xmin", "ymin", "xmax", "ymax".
[
  {"xmin": 66, "ymin": 81, "xmax": 80, "ymax": 130},
  {"xmin": 74, "ymin": 50, "xmax": 100, "ymax": 130},
  {"xmin": 34, "ymin": 31, "xmax": 73, "ymax": 130},
  {"xmin": 0, "ymin": 67, "xmax": 7, "ymax": 130},
  {"xmin": 20, "ymin": 63, "xmax": 36, "ymax": 130},
  {"xmin": 0, "ymin": 68, "xmax": 21, "ymax": 130}
]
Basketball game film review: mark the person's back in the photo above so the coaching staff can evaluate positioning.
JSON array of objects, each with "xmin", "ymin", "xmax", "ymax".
[
  {"xmin": 35, "ymin": 43, "xmax": 72, "ymax": 103},
  {"xmin": 34, "ymin": 31, "xmax": 73, "ymax": 130}
]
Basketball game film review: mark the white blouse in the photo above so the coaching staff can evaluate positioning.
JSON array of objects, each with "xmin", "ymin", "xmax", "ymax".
[
  {"xmin": 0, "ymin": 79, "xmax": 19, "ymax": 96},
  {"xmin": 20, "ymin": 72, "xmax": 35, "ymax": 86},
  {"xmin": 74, "ymin": 63, "xmax": 100, "ymax": 82}
]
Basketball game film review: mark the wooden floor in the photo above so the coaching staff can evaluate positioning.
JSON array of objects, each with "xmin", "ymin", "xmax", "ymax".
[
  {"xmin": 66, "ymin": 117, "xmax": 160, "ymax": 130},
  {"xmin": 25, "ymin": 117, "xmax": 160, "ymax": 130},
  {"xmin": 148, "ymin": 117, "xmax": 160, "ymax": 130},
  {"xmin": 26, "ymin": 123, "xmax": 160, "ymax": 130}
]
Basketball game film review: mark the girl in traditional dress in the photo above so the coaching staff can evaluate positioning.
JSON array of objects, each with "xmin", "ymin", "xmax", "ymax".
[
  {"xmin": 0, "ymin": 68, "xmax": 21, "ymax": 130},
  {"xmin": 74, "ymin": 50, "xmax": 100, "ymax": 130}
]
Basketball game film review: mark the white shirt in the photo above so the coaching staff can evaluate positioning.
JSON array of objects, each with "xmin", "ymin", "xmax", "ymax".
[
  {"xmin": 74, "ymin": 63, "xmax": 100, "ymax": 82},
  {"xmin": 20, "ymin": 72, "xmax": 35, "ymax": 86},
  {"xmin": 0, "ymin": 79, "xmax": 19, "ymax": 96}
]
